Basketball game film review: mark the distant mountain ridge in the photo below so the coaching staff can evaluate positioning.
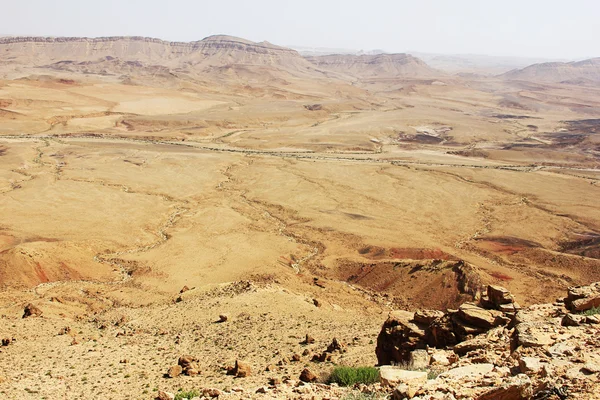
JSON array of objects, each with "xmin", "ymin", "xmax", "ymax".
[
  {"xmin": 0, "ymin": 35, "xmax": 302, "ymax": 66},
  {"xmin": 304, "ymin": 53, "xmax": 441, "ymax": 79},
  {"xmin": 502, "ymin": 58, "xmax": 600, "ymax": 83},
  {"xmin": 0, "ymin": 35, "xmax": 441, "ymax": 81}
]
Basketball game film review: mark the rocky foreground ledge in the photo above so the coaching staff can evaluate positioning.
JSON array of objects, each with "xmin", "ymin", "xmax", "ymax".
[
  {"xmin": 152, "ymin": 282, "xmax": 600, "ymax": 400},
  {"xmin": 374, "ymin": 282, "xmax": 600, "ymax": 399}
]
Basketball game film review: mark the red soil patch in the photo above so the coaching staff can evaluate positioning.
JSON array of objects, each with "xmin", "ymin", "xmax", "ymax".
[
  {"xmin": 358, "ymin": 246, "xmax": 457, "ymax": 261},
  {"xmin": 489, "ymin": 271, "xmax": 514, "ymax": 281},
  {"xmin": 34, "ymin": 262, "xmax": 50, "ymax": 283},
  {"xmin": 475, "ymin": 236, "xmax": 540, "ymax": 255}
]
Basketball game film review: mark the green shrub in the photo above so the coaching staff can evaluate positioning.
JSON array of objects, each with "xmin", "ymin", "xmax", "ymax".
[
  {"xmin": 342, "ymin": 393, "xmax": 382, "ymax": 400},
  {"xmin": 328, "ymin": 366, "xmax": 380, "ymax": 386},
  {"xmin": 174, "ymin": 389, "xmax": 200, "ymax": 400},
  {"xmin": 580, "ymin": 306, "xmax": 600, "ymax": 316}
]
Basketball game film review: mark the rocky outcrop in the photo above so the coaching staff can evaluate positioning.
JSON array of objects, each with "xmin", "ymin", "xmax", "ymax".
[
  {"xmin": 378, "ymin": 282, "xmax": 600, "ymax": 399},
  {"xmin": 565, "ymin": 281, "xmax": 600, "ymax": 312},
  {"xmin": 376, "ymin": 285, "xmax": 518, "ymax": 365}
]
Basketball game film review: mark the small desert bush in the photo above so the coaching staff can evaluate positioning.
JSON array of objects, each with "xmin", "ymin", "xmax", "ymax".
[
  {"xmin": 328, "ymin": 366, "xmax": 380, "ymax": 386},
  {"xmin": 342, "ymin": 392, "xmax": 384, "ymax": 400},
  {"xmin": 174, "ymin": 389, "xmax": 200, "ymax": 400},
  {"xmin": 580, "ymin": 306, "xmax": 600, "ymax": 316}
]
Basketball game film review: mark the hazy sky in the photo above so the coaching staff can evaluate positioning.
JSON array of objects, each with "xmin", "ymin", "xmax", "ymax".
[{"xmin": 2, "ymin": 0, "xmax": 599, "ymax": 59}]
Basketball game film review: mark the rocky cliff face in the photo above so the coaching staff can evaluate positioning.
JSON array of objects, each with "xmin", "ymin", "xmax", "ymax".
[{"xmin": 0, "ymin": 35, "xmax": 308, "ymax": 68}]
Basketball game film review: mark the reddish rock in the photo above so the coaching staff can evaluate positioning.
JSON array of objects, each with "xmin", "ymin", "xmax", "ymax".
[
  {"xmin": 299, "ymin": 368, "xmax": 318, "ymax": 382},
  {"xmin": 233, "ymin": 360, "xmax": 251, "ymax": 377},
  {"xmin": 167, "ymin": 365, "xmax": 182, "ymax": 378},
  {"xmin": 22, "ymin": 303, "xmax": 42, "ymax": 318}
]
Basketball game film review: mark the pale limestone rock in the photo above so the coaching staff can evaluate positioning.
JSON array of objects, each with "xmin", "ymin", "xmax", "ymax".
[{"xmin": 379, "ymin": 366, "xmax": 428, "ymax": 387}]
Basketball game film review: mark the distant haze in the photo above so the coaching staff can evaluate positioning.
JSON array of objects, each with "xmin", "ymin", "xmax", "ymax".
[{"xmin": 1, "ymin": 0, "xmax": 599, "ymax": 59}]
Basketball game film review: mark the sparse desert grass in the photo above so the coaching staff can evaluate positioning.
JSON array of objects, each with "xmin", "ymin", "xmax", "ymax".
[
  {"xmin": 328, "ymin": 366, "xmax": 380, "ymax": 386},
  {"xmin": 174, "ymin": 389, "xmax": 201, "ymax": 400},
  {"xmin": 580, "ymin": 306, "xmax": 600, "ymax": 316},
  {"xmin": 342, "ymin": 393, "xmax": 386, "ymax": 400}
]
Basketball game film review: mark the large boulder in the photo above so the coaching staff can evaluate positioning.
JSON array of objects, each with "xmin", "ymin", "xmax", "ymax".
[
  {"xmin": 487, "ymin": 285, "xmax": 514, "ymax": 307},
  {"xmin": 565, "ymin": 282, "xmax": 600, "ymax": 312},
  {"xmin": 458, "ymin": 303, "xmax": 510, "ymax": 329},
  {"xmin": 376, "ymin": 311, "xmax": 428, "ymax": 365},
  {"xmin": 379, "ymin": 366, "xmax": 427, "ymax": 387}
]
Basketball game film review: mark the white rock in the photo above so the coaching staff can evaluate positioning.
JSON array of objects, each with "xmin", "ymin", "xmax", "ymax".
[
  {"xmin": 380, "ymin": 366, "xmax": 428, "ymax": 387},
  {"xmin": 519, "ymin": 357, "xmax": 542, "ymax": 374}
]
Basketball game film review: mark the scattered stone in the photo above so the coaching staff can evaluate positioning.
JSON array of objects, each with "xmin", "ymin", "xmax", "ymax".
[
  {"xmin": 218, "ymin": 314, "xmax": 228, "ymax": 323},
  {"xmin": 562, "ymin": 313, "xmax": 586, "ymax": 327},
  {"xmin": 255, "ymin": 386, "xmax": 268, "ymax": 394},
  {"xmin": 265, "ymin": 364, "xmax": 275, "ymax": 372},
  {"xmin": 22, "ymin": 303, "xmax": 42, "ymax": 318},
  {"xmin": 232, "ymin": 360, "xmax": 251, "ymax": 377},
  {"xmin": 291, "ymin": 353, "xmax": 301, "ymax": 362},
  {"xmin": 326, "ymin": 337, "xmax": 345, "ymax": 353},
  {"xmin": 519, "ymin": 357, "xmax": 543, "ymax": 374},
  {"xmin": 156, "ymin": 390, "xmax": 175, "ymax": 400},
  {"xmin": 299, "ymin": 368, "xmax": 318, "ymax": 382},
  {"xmin": 177, "ymin": 355, "xmax": 201, "ymax": 376},
  {"xmin": 438, "ymin": 363, "xmax": 494, "ymax": 379},
  {"xmin": 179, "ymin": 285, "xmax": 190, "ymax": 293},
  {"xmin": 269, "ymin": 377, "xmax": 281, "ymax": 385},
  {"xmin": 167, "ymin": 365, "xmax": 182, "ymax": 378},
  {"xmin": 302, "ymin": 334, "xmax": 315, "ymax": 344},
  {"xmin": 58, "ymin": 327, "xmax": 71, "ymax": 335},
  {"xmin": 514, "ymin": 323, "xmax": 554, "ymax": 348},
  {"xmin": 379, "ymin": 366, "xmax": 427, "ymax": 387},
  {"xmin": 410, "ymin": 349, "xmax": 430, "ymax": 369},
  {"xmin": 476, "ymin": 374, "xmax": 532, "ymax": 400},
  {"xmin": 202, "ymin": 388, "xmax": 222, "ymax": 398},
  {"xmin": 304, "ymin": 104, "xmax": 323, "ymax": 111},
  {"xmin": 393, "ymin": 383, "xmax": 417, "ymax": 400},
  {"xmin": 1, "ymin": 338, "xmax": 11, "ymax": 346},
  {"xmin": 581, "ymin": 362, "xmax": 600, "ymax": 374},
  {"xmin": 313, "ymin": 298, "xmax": 322, "ymax": 307},
  {"xmin": 430, "ymin": 351, "xmax": 451, "ymax": 366},
  {"xmin": 453, "ymin": 337, "xmax": 488, "ymax": 356}
]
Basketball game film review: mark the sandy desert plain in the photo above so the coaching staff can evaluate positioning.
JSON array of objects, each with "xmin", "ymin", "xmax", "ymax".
[{"xmin": 0, "ymin": 36, "xmax": 599, "ymax": 399}]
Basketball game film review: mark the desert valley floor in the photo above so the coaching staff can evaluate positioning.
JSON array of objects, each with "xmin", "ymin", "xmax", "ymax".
[{"xmin": 0, "ymin": 36, "xmax": 599, "ymax": 399}]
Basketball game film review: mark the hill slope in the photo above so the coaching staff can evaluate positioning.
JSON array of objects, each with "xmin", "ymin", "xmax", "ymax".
[
  {"xmin": 305, "ymin": 53, "xmax": 441, "ymax": 79},
  {"xmin": 502, "ymin": 57, "xmax": 600, "ymax": 83}
]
